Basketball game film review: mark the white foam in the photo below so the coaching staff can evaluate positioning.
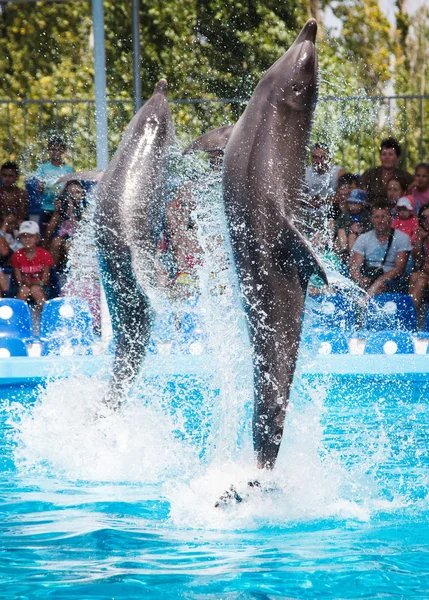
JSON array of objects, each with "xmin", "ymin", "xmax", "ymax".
[{"xmin": 6, "ymin": 375, "xmax": 198, "ymax": 483}]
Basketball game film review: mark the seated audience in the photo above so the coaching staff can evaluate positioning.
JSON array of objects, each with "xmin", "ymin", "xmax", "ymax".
[
  {"xmin": 360, "ymin": 137, "xmax": 413, "ymax": 205},
  {"xmin": 0, "ymin": 270, "xmax": 9, "ymax": 297},
  {"xmin": 157, "ymin": 183, "xmax": 202, "ymax": 302},
  {"xmin": 386, "ymin": 174, "xmax": 410, "ymax": 213},
  {"xmin": 34, "ymin": 135, "xmax": 74, "ymax": 235},
  {"xmin": 330, "ymin": 172, "xmax": 359, "ymax": 223},
  {"xmin": 349, "ymin": 202, "xmax": 412, "ymax": 296},
  {"xmin": 0, "ymin": 161, "xmax": 28, "ymax": 223},
  {"xmin": 335, "ymin": 189, "xmax": 372, "ymax": 257},
  {"xmin": 305, "ymin": 143, "xmax": 346, "ymax": 228},
  {"xmin": 0, "ymin": 212, "xmax": 21, "ymax": 267},
  {"xmin": 44, "ymin": 180, "xmax": 88, "ymax": 270},
  {"xmin": 11, "ymin": 221, "xmax": 54, "ymax": 309},
  {"xmin": 411, "ymin": 163, "xmax": 429, "ymax": 213},
  {"xmin": 392, "ymin": 197, "xmax": 419, "ymax": 243},
  {"xmin": 408, "ymin": 206, "xmax": 429, "ymax": 311}
]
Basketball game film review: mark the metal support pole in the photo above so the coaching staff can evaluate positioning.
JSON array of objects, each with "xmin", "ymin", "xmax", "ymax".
[
  {"xmin": 92, "ymin": 0, "xmax": 110, "ymax": 345},
  {"xmin": 91, "ymin": 0, "xmax": 109, "ymax": 170},
  {"xmin": 132, "ymin": 0, "xmax": 142, "ymax": 113}
]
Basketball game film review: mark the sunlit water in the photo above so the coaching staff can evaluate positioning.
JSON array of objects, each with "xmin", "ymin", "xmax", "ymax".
[
  {"xmin": 1, "ymin": 373, "xmax": 429, "ymax": 598},
  {"xmin": 1, "ymin": 155, "xmax": 428, "ymax": 598}
]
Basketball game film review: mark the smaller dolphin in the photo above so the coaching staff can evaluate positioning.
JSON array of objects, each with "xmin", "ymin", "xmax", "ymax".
[
  {"xmin": 184, "ymin": 125, "xmax": 234, "ymax": 154},
  {"xmin": 95, "ymin": 80, "xmax": 175, "ymax": 408},
  {"xmin": 186, "ymin": 20, "xmax": 326, "ymax": 482}
]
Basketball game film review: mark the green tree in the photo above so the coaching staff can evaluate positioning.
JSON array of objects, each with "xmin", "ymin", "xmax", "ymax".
[
  {"xmin": 0, "ymin": 2, "xmax": 93, "ymax": 100},
  {"xmin": 334, "ymin": 0, "xmax": 392, "ymax": 95}
]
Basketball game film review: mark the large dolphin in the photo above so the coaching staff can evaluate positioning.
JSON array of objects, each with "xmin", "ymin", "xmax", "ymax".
[
  {"xmin": 186, "ymin": 20, "xmax": 325, "ymax": 481},
  {"xmin": 95, "ymin": 80, "xmax": 175, "ymax": 408}
]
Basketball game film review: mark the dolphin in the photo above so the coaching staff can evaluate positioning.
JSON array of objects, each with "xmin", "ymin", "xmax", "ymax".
[
  {"xmin": 95, "ymin": 80, "xmax": 175, "ymax": 408},
  {"xmin": 186, "ymin": 19, "xmax": 326, "ymax": 477},
  {"xmin": 184, "ymin": 125, "xmax": 234, "ymax": 154}
]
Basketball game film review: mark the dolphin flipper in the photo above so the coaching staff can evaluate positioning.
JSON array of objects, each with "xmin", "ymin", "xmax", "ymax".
[
  {"xmin": 279, "ymin": 225, "xmax": 328, "ymax": 291},
  {"xmin": 184, "ymin": 125, "xmax": 234, "ymax": 154}
]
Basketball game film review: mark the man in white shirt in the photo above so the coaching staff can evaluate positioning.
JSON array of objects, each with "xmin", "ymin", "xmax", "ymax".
[
  {"xmin": 349, "ymin": 203, "xmax": 412, "ymax": 296},
  {"xmin": 305, "ymin": 143, "xmax": 346, "ymax": 231}
]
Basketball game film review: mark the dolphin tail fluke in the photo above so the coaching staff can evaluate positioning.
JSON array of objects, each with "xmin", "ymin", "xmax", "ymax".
[
  {"xmin": 280, "ymin": 226, "xmax": 328, "ymax": 290},
  {"xmin": 184, "ymin": 125, "xmax": 235, "ymax": 154}
]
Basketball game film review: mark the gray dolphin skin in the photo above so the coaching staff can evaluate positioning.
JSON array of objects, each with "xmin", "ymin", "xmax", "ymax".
[
  {"xmin": 225, "ymin": 19, "xmax": 325, "ymax": 470},
  {"xmin": 190, "ymin": 19, "xmax": 326, "ymax": 474},
  {"xmin": 184, "ymin": 125, "xmax": 234, "ymax": 154},
  {"xmin": 95, "ymin": 80, "xmax": 175, "ymax": 408}
]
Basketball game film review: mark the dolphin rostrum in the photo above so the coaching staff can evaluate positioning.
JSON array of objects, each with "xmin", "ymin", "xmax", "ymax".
[
  {"xmin": 186, "ymin": 19, "xmax": 326, "ymax": 474},
  {"xmin": 95, "ymin": 80, "xmax": 175, "ymax": 408}
]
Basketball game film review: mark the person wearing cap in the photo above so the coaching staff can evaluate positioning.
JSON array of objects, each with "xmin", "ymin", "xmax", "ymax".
[
  {"xmin": 392, "ymin": 197, "xmax": 419, "ymax": 244},
  {"xmin": 349, "ymin": 202, "xmax": 412, "ymax": 296},
  {"xmin": 335, "ymin": 188, "xmax": 372, "ymax": 257},
  {"xmin": 11, "ymin": 221, "xmax": 54, "ymax": 309},
  {"xmin": 33, "ymin": 135, "xmax": 74, "ymax": 235}
]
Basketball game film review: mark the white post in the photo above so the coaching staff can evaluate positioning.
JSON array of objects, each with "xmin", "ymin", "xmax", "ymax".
[
  {"xmin": 92, "ymin": 0, "xmax": 110, "ymax": 345},
  {"xmin": 91, "ymin": 0, "xmax": 109, "ymax": 170}
]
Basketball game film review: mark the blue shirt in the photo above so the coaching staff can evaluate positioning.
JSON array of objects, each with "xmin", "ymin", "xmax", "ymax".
[{"xmin": 34, "ymin": 162, "xmax": 74, "ymax": 212}]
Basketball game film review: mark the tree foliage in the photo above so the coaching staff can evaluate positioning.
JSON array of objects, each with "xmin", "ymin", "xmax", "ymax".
[
  {"xmin": 333, "ymin": 0, "xmax": 392, "ymax": 95},
  {"xmin": 0, "ymin": 0, "xmax": 428, "ymax": 172}
]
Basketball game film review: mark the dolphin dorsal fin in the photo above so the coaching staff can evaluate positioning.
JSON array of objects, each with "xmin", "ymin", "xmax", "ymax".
[{"xmin": 184, "ymin": 125, "xmax": 235, "ymax": 154}]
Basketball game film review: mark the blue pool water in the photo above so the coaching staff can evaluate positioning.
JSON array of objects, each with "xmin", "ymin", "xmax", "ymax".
[{"xmin": 1, "ymin": 372, "xmax": 428, "ymax": 598}]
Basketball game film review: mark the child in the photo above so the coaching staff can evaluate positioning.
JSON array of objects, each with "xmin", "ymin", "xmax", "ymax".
[
  {"xmin": 45, "ymin": 180, "xmax": 88, "ymax": 270},
  {"xmin": 11, "ymin": 221, "xmax": 54, "ymax": 309},
  {"xmin": 411, "ymin": 163, "xmax": 429, "ymax": 213},
  {"xmin": 335, "ymin": 189, "xmax": 372, "ymax": 256},
  {"xmin": 392, "ymin": 196, "xmax": 419, "ymax": 244}
]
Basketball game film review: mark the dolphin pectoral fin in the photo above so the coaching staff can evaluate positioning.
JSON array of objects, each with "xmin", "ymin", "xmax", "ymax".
[
  {"xmin": 280, "ymin": 226, "xmax": 328, "ymax": 290},
  {"xmin": 184, "ymin": 125, "xmax": 235, "ymax": 154}
]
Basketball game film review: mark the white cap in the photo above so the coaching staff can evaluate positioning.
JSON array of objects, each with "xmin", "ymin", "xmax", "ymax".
[
  {"xmin": 396, "ymin": 197, "xmax": 413, "ymax": 211},
  {"xmin": 18, "ymin": 221, "xmax": 40, "ymax": 236}
]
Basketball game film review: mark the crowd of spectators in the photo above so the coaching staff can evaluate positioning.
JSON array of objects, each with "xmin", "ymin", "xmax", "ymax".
[
  {"xmin": 0, "ymin": 136, "xmax": 88, "ymax": 312},
  {"xmin": 305, "ymin": 136, "xmax": 429, "ymax": 325},
  {"xmin": 2, "ymin": 133, "xmax": 429, "ymax": 332}
]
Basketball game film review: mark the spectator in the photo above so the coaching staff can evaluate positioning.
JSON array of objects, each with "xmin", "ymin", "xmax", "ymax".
[
  {"xmin": 34, "ymin": 135, "xmax": 74, "ymax": 235},
  {"xmin": 411, "ymin": 163, "xmax": 429, "ymax": 213},
  {"xmin": 305, "ymin": 143, "xmax": 346, "ymax": 227},
  {"xmin": 386, "ymin": 174, "xmax": 410, "ymax": 212},
  {"xmin": 158, "ymin": 183, "xmax": 201, "ymax": 302},
  {"xmin": 0, "ymin": 270, "xmax": 9, "ymax": 297},
  {"xmin": 11, "ymin": 221, "xmax": 54, "ymax": 309},
  {"xmin": 0, "ymin": 212, "xmax": 21, "ymax": 267},
  {"xmin": 335, "ymin": 189, "xmax": 372, "ymax": 256},
  {"xmin": 0, "ymin": 161, "xmax": 28, "ymax": 223},
  {"xmin": 392, "ymin": 197, "xmax": 419, "ymax": 244},
  {"xmin": 330, "ymin": 172, "xmax": 359, "ymax": 222},
  {"xmin": 408, "ymin": 206, "xmax": 429, "ymax": 311},
  {"xmin": 349, "ymin": 202, "xmax": 412, "ymax": 296},
  {"xmin": 44, "ymin": 180, "xmax": 88, "ymax": 270},
  {"xmin": 360, "ymin": 137, "xmax": 413, "ymax": 205}
]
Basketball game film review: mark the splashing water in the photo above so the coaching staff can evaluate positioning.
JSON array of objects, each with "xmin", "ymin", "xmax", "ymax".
[{"xmin": 3, "ymin": 147, "xmax": 427, "ymax": 535}]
